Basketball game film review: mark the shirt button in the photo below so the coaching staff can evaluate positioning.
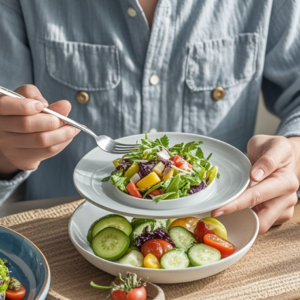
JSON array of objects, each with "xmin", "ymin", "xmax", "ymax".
[
  {"xmin": 76, "ymin": 91, "xmax": 89, "ymax": 104},
  {"xmin": 150, "ymin": 74, "xmax": 160, "ymax": 85},
  {"xmin": 127, "ymin": 7, "xmax": 137, "ymax": 17},
  {"xmin": 212, "ymin": 87, "xmax": 225, "ymax": 101}
]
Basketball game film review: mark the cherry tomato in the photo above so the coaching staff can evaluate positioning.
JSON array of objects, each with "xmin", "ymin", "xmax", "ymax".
[
  {"xmin": 204, "ymin": 233, "xmax": 237, "ymax": 258},
  {"xmin": 201, "ymin": 217, "xmax": 227, "ymax": 239},
  {"xmin": 143, "ymin": 253, "xmax": 160, "ymax": 269},
  {"xmin": 194, "ymin": 217, "xmax": 227, "ymax": 242},
  {"xmin": 169, "ymin": 217, "xmax": 199, "ymax": 232},
  {"xmin": 194, "ymin": 220, "xmax": 213, "ymax": 243},
  {"xmin": 156, "ymin": 239, "xmax": 173, "ymax": 254},
  {"xmin": 5, "ymin": 285, "xmax": 26, "ymax": 300},
  {"xmin": 141, "ymin": 240, "xmax": 163, "ymax": 260},
  {"xmin": 111, "ymin": 286, "xmax": 147, "ymax": 300},
  {"xmin": 141, "ymin": 239, "xmax": 173, "ymax": 260}
]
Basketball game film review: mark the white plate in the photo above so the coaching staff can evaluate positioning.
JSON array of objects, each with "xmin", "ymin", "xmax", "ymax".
[
  {"xmin": 69, "ymin": 201, "xmax": 259, "ymax": 284},
  {"xmin": 73, "ymin": 132, "xmax": 251, "ymax": 218}
]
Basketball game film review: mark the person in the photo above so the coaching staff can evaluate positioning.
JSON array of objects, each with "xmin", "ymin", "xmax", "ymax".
[{"xmin": 0, "ymin": 0, "xmax": 299, "ymax": 234}]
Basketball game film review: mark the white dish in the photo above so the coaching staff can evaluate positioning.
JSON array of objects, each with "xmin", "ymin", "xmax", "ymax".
[
  {"xmin": 73, "ymin": 132, "xmax": 251, "ymax": 218},
  {"xmin": 69, "ymin": 201, "xmax": 259, "ymax": 284}
]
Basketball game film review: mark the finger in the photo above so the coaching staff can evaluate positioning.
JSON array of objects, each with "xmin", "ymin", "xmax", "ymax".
[
  {"xmin": 15, "ymin": 84, "xmax": 48, "ymax": 106},
  {"xmin": 249, "ymin": 137, "xmax": 292, "ymax": 182},
  {"xmin": 0, "ymin": 100, "xmax": 72, "ymax": 133},
  {"xmin": 0, "ymin": 95, "xmax": 46, "ymax": 116},
  {"xmin": 3, "ymin": 125, "xmax": 80, "ymax": 148},
  {"xmin": 6, "ymin": 139, "xmax": 74, "ymax": 170},
  {"xmin": 252, "ymin": 193, "xmax": 297, "ymax": 233},
  {"xmin": 211, "ymin": 173, "xmax": 298, "ymax": 217}
]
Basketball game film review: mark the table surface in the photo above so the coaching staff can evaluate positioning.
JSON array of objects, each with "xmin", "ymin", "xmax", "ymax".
[{"xmin": 0, "ymin": 196, "xmax": 299, "ymax": 224}]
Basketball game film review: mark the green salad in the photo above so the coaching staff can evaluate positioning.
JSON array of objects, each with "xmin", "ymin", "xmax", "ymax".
[
  {"xmin": 0, "ymin": 259, "xmax": 10, "ymax": 300},
  {"xmin": 102, "ymin": 133, "xmax": 220, "ymax": 202}
]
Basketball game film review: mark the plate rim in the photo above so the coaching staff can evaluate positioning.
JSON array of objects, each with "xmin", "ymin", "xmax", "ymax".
[
  {"xmin": 73, "ymin": 132, "xmax": 252, "ymax": 217},
  {"xmin": 0, "ymin": 225, "xmax": 51, "ymax": 300}
]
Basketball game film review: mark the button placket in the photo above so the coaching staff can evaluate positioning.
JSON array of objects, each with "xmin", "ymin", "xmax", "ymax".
[{"xmin": 141, "ymin": 0, "xmax": 173, "ymax": 133}]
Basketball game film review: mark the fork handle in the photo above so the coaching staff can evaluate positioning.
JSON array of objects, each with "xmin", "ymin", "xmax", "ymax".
[{"xmin": 0, "ymin": 86, "xmax": 98, "ymax": 139}]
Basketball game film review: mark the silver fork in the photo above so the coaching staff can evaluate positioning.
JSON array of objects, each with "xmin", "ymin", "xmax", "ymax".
[{"xmin": 0, "ymin": 86, "xmax": 139, "ymax": 154}]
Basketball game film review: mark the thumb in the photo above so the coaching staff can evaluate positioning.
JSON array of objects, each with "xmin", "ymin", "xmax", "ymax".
[{"xmin": 250, "ymin": 139, "xmax": 289, "ymax": 182}]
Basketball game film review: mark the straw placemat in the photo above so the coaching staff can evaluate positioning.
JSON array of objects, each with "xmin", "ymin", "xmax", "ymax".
[{"xmin": 1, "ymin": 200, "xmax": 300, "ymax": 300}]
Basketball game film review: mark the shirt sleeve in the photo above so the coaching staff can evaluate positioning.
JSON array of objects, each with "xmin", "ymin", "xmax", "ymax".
[
  {"xmin": 0, "ymin": 0, "xmax": 34, "ymax": 203},
  {"xmin": 262, "ymin": 0, "xmax": 300, "ymax": 137}
]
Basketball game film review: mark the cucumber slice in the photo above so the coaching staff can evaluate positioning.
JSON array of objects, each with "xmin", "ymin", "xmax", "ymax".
[
  {"xmin": 118, "ymin": 249, "xmax": 144, "ymax": 267},
  {"xmin": 91, "ymin": 227, "xmax": 130, "ymax": 261},
  {"xmin": 160, "ymin": 249, "xmax": 189, "ymax": 269},
  {"xmin": 188, "ymin": 243, "xmax": 221, "ymax": 266},
  {"xmin": 169, "ymin": 226, "xmax": 197, "ymax": 252},
  {"xmin": 130, "ymin": 220, "xmax": 160, "ymax": 241},
  {"xmin": 87, "ymin": 214, "xmax": 132, "ymax": 244}
]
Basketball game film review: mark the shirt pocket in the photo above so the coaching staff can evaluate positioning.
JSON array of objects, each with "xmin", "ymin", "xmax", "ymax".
[
  {"xmin": 183, "ymin": 33, "xmax": 259, "ymax": 137},
  {"xmin": 45, "ymin": 39, "xmax": 120, "ymax": 91}
]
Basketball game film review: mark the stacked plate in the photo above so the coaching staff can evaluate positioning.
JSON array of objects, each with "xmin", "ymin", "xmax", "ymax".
[{"xmin": 70, "ymin": 132, "xmax": 259, "ymax": 283}]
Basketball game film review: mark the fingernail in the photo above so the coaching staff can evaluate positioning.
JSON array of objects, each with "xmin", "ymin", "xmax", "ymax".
[
  {"xmin": 214, "ymin": 211, "xmax": 224, "ymax": 217},
  {"xmin": 252, "ymin": 168, "xmax": 264, "ymax": 181},
  {"xmin": 35, "ymin": 102, "xmax": 44, "ymax": 111}
]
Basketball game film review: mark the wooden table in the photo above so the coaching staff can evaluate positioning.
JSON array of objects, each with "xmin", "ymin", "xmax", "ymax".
[{"xmin": 1, "ymin": 196, "xmax": 299, "ymax": 224}]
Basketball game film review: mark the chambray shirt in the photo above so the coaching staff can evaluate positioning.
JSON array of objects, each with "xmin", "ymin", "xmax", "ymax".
[{"xmin": 1, "ymin": 0, "xmax": 300, "ymax": 203}]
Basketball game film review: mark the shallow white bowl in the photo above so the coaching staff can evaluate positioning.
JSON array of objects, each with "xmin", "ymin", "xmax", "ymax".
[
  {"xmin": 73, "ymin": 132, "xmax": 251, "ymax": 217},
  {"xmin": 113, "ymin": 177, "xmax": 215, "ymax": 210},
  {"xmin": 69, "ymin": 201, "xmax": 259, "ymax": 284}
]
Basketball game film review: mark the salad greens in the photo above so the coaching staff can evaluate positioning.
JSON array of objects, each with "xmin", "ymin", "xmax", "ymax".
[
  {"xmin": 0, "ymin": 259, "xmax": 10, "ymax": 300},
  {"xmin": 102, "ymin": 133, "xmax": 220, "ymax": 202}
]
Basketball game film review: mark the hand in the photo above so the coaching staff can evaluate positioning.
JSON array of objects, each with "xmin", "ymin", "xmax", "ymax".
[
  {"xmin": 211, "ymin": 135, "xmax": 299, "ymax": 233},
  {"xmin": 0, "ymin": 84, "xmax": 80, "ymax": 179}
]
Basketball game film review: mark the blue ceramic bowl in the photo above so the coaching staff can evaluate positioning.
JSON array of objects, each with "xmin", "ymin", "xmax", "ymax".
[{"xmin": 0, "ymin": 226, "xmax": 50, "ymax": 300}]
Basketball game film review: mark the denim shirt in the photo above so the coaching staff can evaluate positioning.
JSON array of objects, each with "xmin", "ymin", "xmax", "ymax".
[{"xmin": 1, "ymin": 0, "xmax": 300, "ymax": 203}]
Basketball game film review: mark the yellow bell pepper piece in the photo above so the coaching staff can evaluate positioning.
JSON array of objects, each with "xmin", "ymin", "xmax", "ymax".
[
  {"xmin": 136, "ymin": 172, "xmax": 161, "ymax": 189},
  {"xmin": 206, "ymin": 166, "xmax": 219, "ymax": 185},
  {"xmin": 144, "ymin": 253, "xmax": 160, "ymax": 269},
  {"xmin": 162, "ymin": 168, "xmax": 174, "ymax": 181}
]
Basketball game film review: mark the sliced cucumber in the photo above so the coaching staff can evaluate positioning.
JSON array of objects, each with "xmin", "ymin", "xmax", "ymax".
[
  {"xmin": 118, "ymin": 249, "xmax": 144, "ymax": 267},
  {"xmin": 188, "ymin": 243, "xmax": 221, "ymax": 266},
  {"xmin": 87, "ymin": 214, "xmax": 132, "ymax": 244},
  {"xmin": 130, "ymin": 220, "xmax": 160, "ymax": 241},
  {"xmin": 169, "ymin": 226, "xmax": 197, "ymax": 252},
  {"xmin": 91, "ymin": 227, "xmax": 130, "ymax": 261},
  {"xmin": 160, "ymin": 249, "xmax": 189, "ymax": 269}
]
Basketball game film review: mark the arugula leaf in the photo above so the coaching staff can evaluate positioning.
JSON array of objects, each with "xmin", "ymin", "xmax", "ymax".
[
  {"xmin": 160, "ymin": 135, "xmax": 169, "ymax": 147},
  {"xmin": 166, "ymin": 175, "xmax": 181, "ymax": 193},
  {"xmin": 152, "ymin": 192, "xmax": 176, "ymax": 203},
  {"xmin": 195, "ymin": 147, "xmax": 204, "ymax": 159},
  {"xmin": 143, "ymin": 182, "xmax": 164, "ymax": 198}
]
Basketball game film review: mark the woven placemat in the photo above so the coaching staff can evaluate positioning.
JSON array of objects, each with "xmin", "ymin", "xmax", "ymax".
[{"xmin": 1, "ymin": 200, "xmax": 300, "ymax": 300}]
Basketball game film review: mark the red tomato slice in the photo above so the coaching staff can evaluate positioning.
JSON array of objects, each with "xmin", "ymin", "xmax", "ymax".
[
  {"xmin": 148, "ymin": 190, "xmax": 163, "ymax": 196},
  {"xmin": 203, "ymin": 233, "xmax": 237, "ymax": 258},
  {"xmin": 111, "ymin": 286, "xmax": 147, "ymax": 300},
  {"xmin": 5, "ymin": 285, "xmax": 26, "ymax": 300}
]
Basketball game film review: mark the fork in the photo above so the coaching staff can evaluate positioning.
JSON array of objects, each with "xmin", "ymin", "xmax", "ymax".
[{"xmin": 0, "ymin": 86, "xmax": 139, "ymax": 154}]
